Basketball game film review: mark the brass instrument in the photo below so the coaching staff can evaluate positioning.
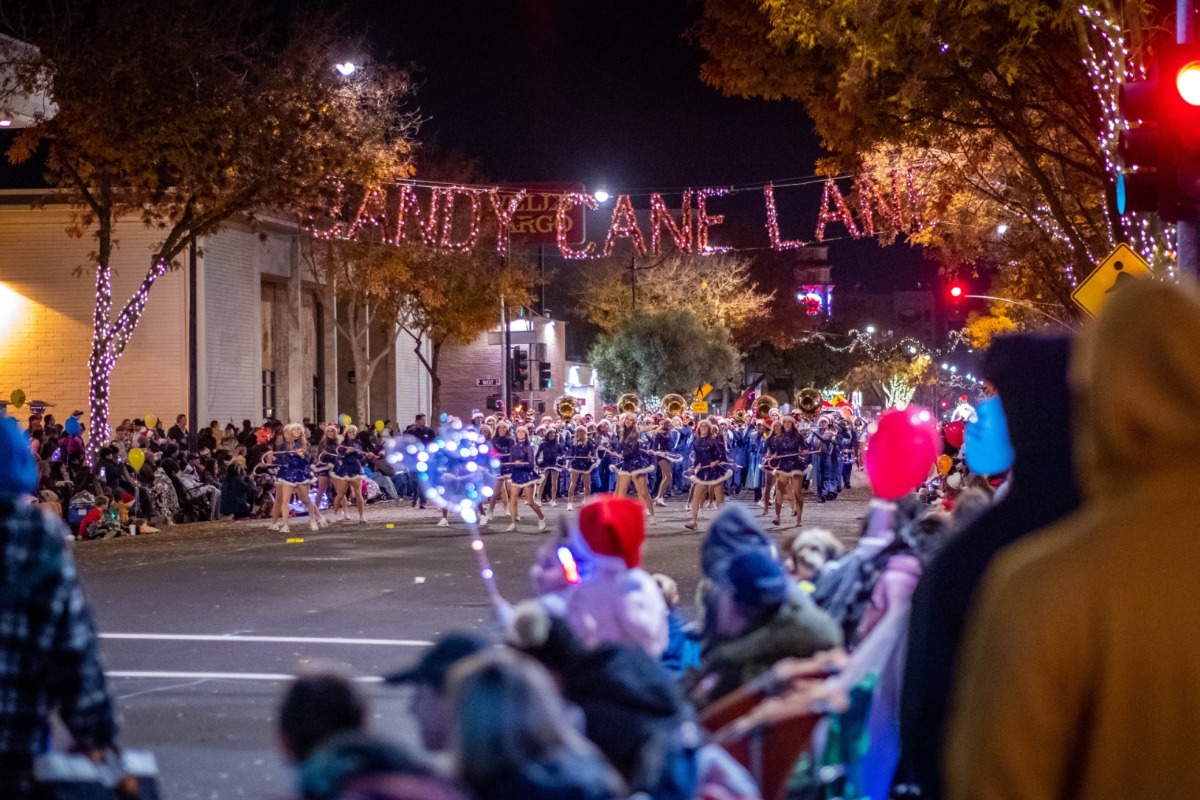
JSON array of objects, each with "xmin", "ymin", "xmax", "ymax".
[
  {"xmin": 616, "ymin": 393, "xmax": 640, "ymax": 414},
  {"xmin": 733, "ymin": 408, "xmax": 748, "ymax": 424},
  {"xmin": 797, "ymin": 388, "xmax": 823, "ymax": 416},
  {"xmin": 556, "ymin": 395, "xmax": 578, "ymax": 420},
  {"xmin": 661, "ymin": 393, "xmax": 687, "ymax": 417},
  {"xmin": 754, "ymin": 395, "xmax": 778, "ymax": 419}
]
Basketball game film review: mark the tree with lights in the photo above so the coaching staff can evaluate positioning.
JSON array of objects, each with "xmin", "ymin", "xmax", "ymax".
[
  {"xmin": 845, "ymin": 353, "xmax": 934, "ymax": 409},
  {"xmin": 1, "ymin": 0, "xmax": 417, "ymax": 459},
  {"xmin": 579, "ymin": 252, "xmax": 772, "ymax": 334},
  {"xmin": 695, "ymin": 1, "xmax": 1174, "ymax": 318},
  {"xmin": 589, "ymin": 308, "xmax": 741, "ymax": 401}
]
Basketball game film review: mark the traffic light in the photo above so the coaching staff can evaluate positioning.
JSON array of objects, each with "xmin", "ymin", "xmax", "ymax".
[
  {"xmin": 947, "ymin": 281, "xmax": 966, "ymax": 302},
  {"xmin": 537, "ymin": 361, "xmax": 552, "ymax": 390},
  {"xmin": 1118, "ymin": 42, "xmax": 1200, "ymax": 220},
  {"xmin": 511, "ymin": 347, "xmax": 529, "ymax": 390}
]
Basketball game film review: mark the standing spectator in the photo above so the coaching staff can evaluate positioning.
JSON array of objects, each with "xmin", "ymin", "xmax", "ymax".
[
  {"xmin": 403, "ymin": 414, "xmax": 435, "ymax": 509},
  {"xmin": 900, "ymin": 333, "xmax": 1078, "ymax": 800},
  {"xmin": 167, "ymin": 414, "xmax": 189, "ymax": 448},
  {"xmin": 947, "ymin": 280, "xmax": 1200, "ymax": 800},
  {"xmin": 0, "ymin": 416, "xmax": 117, "ymax": 796}
]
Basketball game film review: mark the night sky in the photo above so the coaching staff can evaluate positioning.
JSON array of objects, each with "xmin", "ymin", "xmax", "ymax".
[{"xmin": 347, "ymin": 0, "xmax": 928, "ymax": 287}]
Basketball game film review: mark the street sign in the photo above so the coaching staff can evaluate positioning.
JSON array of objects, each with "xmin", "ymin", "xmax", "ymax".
[
  {"xmin": 691, "ymin": 401, "xmax": 709, "ymax": 414},
  {"xmin": 476, "ymin": 378, "xmax": 501, "ymax": 387},
  {"xmin": 1071, "ymin": 244, "xmax": 1153, "ymax": 317},
  {"xmin": 693, "ymin": 383, "xmax": 714, "ymax": 401}
]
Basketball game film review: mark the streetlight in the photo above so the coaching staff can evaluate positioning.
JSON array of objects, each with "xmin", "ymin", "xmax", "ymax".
[
  {"xmin": 334, "ymin": 62, "xmax": 357, "ymax": 76},
  {"xmin": 865, "ymin": 325, "xmax": 876, "ymax": 334},
  {"xmin": 996, "ymin": 223, "xmax": 1008, "ymax": 235},
  {"xmin": 594, "ymin": 190, "xmax": 611, "ymax": 203}
]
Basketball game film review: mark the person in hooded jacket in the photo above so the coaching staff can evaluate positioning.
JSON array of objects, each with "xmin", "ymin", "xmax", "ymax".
[
  {"xmin": 947, "ymin": 280, "xmax": 1200, "ymax": 800},
  {"xmin": 899, "ymin": 333, "xmax": 1080, "ymax": 800}
]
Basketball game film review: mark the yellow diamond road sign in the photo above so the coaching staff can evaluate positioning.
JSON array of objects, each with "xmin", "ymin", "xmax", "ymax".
[{"xmin": 1071, "ymin": 244, "xmax": 1152, "ymax": 317}]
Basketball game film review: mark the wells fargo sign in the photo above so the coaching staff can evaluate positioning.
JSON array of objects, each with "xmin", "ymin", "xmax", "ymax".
[{"xmin": 508, "ymin": 182, "xmax": 585, "ymax": 245}]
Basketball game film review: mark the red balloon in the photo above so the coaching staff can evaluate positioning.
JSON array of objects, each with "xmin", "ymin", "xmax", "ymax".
[
  {"xmin": 864, "ymin": 406, "xmax": 941, "ymax": 501},
  {"xmin": 944, "ymin": 420, "xmax": 966, "ymax": 449}
]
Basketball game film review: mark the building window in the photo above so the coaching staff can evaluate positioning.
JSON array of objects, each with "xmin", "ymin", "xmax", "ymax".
[{"xmin": 262, "ymin": 370, "xmax": 277, "ymax": 420}]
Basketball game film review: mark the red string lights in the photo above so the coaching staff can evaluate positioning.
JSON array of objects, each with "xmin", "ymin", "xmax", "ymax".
[
  {"xmin": 306, "ymin": 168, "xmax": 929, "ymax": 258},
  {"xmin": 601, "ymin": 193, "xmax": 648, "ymax": 258},
  {"xmin": 556, "ymin": 193, "xmax": 599, "ymax": 259}
]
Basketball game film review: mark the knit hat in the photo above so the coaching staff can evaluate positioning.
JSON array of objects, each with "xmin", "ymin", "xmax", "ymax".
[
  {"xmin": 0, "ymin": 416, "xmax": 36, "ymax": 499},
  {"xmin": 724, "ymin": 550, "xmax": 789, "ymax": 612},
  {"xmin": 700, "ymin": 504, "xmax": 775, "ymax": 581},
  {"xmin": 578, "ymin": 497, "xmax": 645, "ymax": 568}
]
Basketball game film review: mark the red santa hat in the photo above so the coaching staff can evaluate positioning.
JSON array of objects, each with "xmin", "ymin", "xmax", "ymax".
[{"xmin": 578, "ymin": 497, "xmax": 645, "ymax": 569}]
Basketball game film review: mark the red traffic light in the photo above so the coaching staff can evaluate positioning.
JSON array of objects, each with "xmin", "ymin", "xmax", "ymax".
[
  {"xmin": 1178, "ymin": 61, "xmax": 1200, "ymax": 106},
  {"xmin": 949, "ymin": 283, "xmax": 965, "ymax": 299}
]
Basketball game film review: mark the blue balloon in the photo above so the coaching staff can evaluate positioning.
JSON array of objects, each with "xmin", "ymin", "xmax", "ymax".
[
  {"xmin": 964, "ymin": 396, "xmax": 1015, "ymax": 476},
  {"xmin": 64, "ymin": 416, "xmax": 81, "ymax": 437},
  {"xmin": 385, "ymin": 420, "xmax": 499, "ymax": 522}
]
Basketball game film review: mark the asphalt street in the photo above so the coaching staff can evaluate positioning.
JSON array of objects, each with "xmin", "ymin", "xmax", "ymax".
[{"xmin": 73, "ymin": 483, "xmax": 871, "ymax": 800}]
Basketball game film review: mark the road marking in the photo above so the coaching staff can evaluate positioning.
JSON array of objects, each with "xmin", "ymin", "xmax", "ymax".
[
  {"xmin": 108, "ymin": 670, "xmax": 384, "ymax": 683},
  {"xmin": 100, "ymin": 633, "xmax": 432, "ymax": 646}
]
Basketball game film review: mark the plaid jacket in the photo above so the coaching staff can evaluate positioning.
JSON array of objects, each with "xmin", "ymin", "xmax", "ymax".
[{"xmin": 0, "ymin": 500, "xmax": 116, "ymax": 755}]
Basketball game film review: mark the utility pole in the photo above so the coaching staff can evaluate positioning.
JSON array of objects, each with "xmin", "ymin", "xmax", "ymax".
[
  {"xmin": 1180, "ymin": 0, "xmax": 1199, "ymax": 276},
  {"xmin": 501, "ymin": 252, "xmax": 511, "ymax": 419}
]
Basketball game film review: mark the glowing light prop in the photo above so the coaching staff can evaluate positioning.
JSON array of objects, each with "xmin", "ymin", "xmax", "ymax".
[
  {"xmin": 649, "ymin": 191, "xmax": 692, "ymax": 255},
  {"xmin": 386, "ymin": 420, "xmax": 508, "ymax": 621},
  {"xmin": 556, "ymin": 193, "xmax": 600, "ymax": 259},
  {"xmin": 695, "ymin": 188, "xmax": 731, "ymax": 253}
]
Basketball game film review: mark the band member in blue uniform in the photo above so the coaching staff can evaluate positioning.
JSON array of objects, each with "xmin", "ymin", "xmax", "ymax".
[
  {"xmin": 316, "ymin": 424, "xmax": 341, "ymax": 506},
  {"xmin": 266, "ymin": 422, "xmax": 327, "ymax": 534},
  {"xmin": 332, "ymin": 424, "xmax": 368, "ymax": 524},
  {"xmin": 507, "ymin": 425, "xmax": 546, "ymax": 532},
  {"xmin": 764, "ymin": 415, "xmax": 810, "ymax": 527},
  {"xmin": 536, "ymin": 426, "xmax": 564, "ymax": 508},
  {"xmin": 650, "ymin": 418, "xmax": 678, "ymax": 507},
  {"xmin": 685, "ymin": 418, "xmax": 732, "ymax": 530},
  {"xmin": 486, "ymin": 420, "xmax": 515, "ymax": 523},
  {"xmin": 564, "ymin": 426, "xmax": 597, "ymax": 510},
  {"xmin": 612, "ymin": 413, "xmax": 656, "ymax": 524}
]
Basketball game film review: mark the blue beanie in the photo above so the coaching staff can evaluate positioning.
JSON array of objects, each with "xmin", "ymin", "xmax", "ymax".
[
  {"xmin": 724, "ymin": 550, "xmax": 789, "ymax": 612},
  {"xmin": 0, "ymin": 416, "xmax": 37, "ymax": 499},
  {"xmin": 700, "ymin": 504, "xmax": 775, "ymax": 581}
]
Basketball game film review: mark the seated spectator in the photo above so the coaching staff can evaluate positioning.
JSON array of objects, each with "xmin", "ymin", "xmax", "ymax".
[
  {"xmin": 80, "ymin": 494, "xmax": 123, "ymax": 540},
  {"xmin": 447, "ymin": 648, "xmax": 626, "ymax": 800},
  {"xmin": 219, "ymin": 456, "xmax": 256, "ymax": 519},
  {"xmin": 687, "ymin": 549, "xmax": 841, "ymax": 709},
  {"xmin": 151, "ymin": 459, "xmax": 182, "ymax": 523},
  {"xmin": 509, "ymin": 602, "xmax": 699, "ymax": 800},
  {"xmin": 298, "ymin": 733, "xmax": 464, "ymax": 800},
  {"xmin": 565, "ymin": 497, "xmax": 668, "ymax": 658},
  {"xmin": 177, "ymin": 459, "xmax": 221, "ymax": 520},
  {"xmin": 653, "ymin": 573, "xmax": 700, "ymax": 676},
  {"xmin": 278, "ymin": 672, "xmax": 367, "ymax": 766},
  {"xmin": 384, "ymin": 633, "xmax": 490, "ymax": 755}
]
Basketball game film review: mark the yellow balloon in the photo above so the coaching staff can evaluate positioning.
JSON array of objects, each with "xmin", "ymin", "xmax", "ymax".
[
  {"xmin": 936, "ymin": 454, "xmax": 953, "ymax": 476},
  {"xmin": 374, "ymin": 419, "xmax": 384, "ymax": 432},
  {"xmin": 128, "ymin": 447, "xmax": 145, "ymax": 471},
  {"xmin": 340, "ymin": 413, "xmax": 351, "ymax": 426},
  {"xmin": 145, "ymin": 413, "xmax": 158, "ymax": 429},
  {"xmin": 9, "ymin": 389, "xmax": 25, "ymax": 409}
]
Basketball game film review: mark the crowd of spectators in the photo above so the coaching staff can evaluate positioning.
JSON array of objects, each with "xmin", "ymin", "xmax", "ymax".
[{"xmin": 21, "ymin": 412, "xmax": 422, "ymax": 540}]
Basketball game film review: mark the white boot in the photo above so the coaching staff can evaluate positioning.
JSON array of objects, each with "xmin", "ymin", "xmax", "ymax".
[
  {"xmin": 537, "ymin": 518, "xmax": 547, "ymax": 532},
  {"xmin": 505, "ymin": 522, "xmax": 517, "ymax": 532},
  {"xmin": 566, "ymin": 502, "xmax": 574, "ymax": 511},
  {"xmin": 280, "ymin": 523, "xmax": 290, "ymax": 534},
  {"xmin": 436, "ymin": 517, "xmax": 449, "ymax": 527},
  {"xmin": 309, "ymin": 517, "xmax": 320, "ymax": 532}
]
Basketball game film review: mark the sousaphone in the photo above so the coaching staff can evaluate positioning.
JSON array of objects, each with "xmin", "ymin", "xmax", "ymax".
[
  {"xmin": 754, "ymin": 395, "xmax": 778, "ymax": 420},
  {"xmin": 661, "ymin": 393, "xmax": 688, "ymax": 417},
  {"xmin": 616, "ymin": 393, "xmax": 641, "ymax": 414},
  {"xmin": 797, "ymin": 388, "xmax": 823, "ymax": 417}
]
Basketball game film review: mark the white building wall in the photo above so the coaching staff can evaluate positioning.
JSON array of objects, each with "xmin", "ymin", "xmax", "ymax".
[
  {"xmin": 200, "ymin": 229, "xmax": 263, "ymax": 425},
  {"xmin": 393, "ymin": 335, "xmax": 430, "ymax": 427},
  {"xmin": 0, "ymin": 203, "xmax": 187, "ymax": 428}
]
